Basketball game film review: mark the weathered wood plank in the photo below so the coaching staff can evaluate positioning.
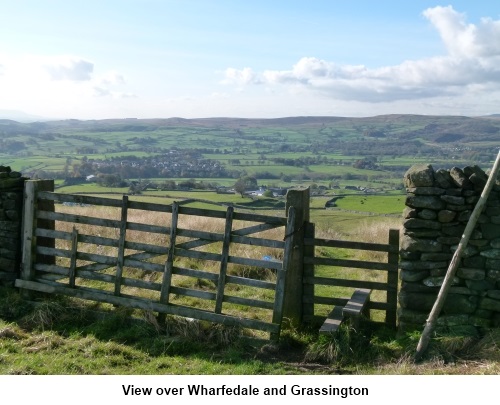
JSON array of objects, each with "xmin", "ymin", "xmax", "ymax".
[
  {"xmin": 172, "ymin": 266, "xmax": 219, "ymax": 282},
  {"xmin": 35, "ymin": 263, "xmax": 70, "ymax": 276},
  {"xmin": 233, "ymin": 211, "xmax": 287, "ymax": 225},
  {"xmin": 303, "ymin": 276, "xmax": 396, "ymax": 291},
  {"xmin": 121, "ymin": 276, "xmax": 161, "ymax": 291},
  {"xmin": 69, "ymin": 227, "xmax": 78, "ymax": 288},
  {"xmin": 127, "ymin": 199, "xmax": 173, "ymax": 213},
  {"xmin": 228, "ymin": 256, "xmax": 282, "ymax": 271},
  {"xmin": 175, "ymin": 249, "xmax": 221, "ymax": 262},
  {"xmin": 21, "ymin": 181, "xmax": 37, "ymax": 297},
  {"xmin": 77, "ymin": 251, "xmax": 117, "ymax": 265},
  {"xmin": 71, "ymin": 269, "xmax": 115, "ymax": 285},
  {"xmin": 170, "ymin": 286, "xmax": 216, "ymax": 301},
  {"xmin": 122, "ymin": 259, "xmax": 165, "ymax": 273},
  {"xmin": 230, "ymin": 235, "xmax": 285, "ymax": 249},
  {"xmin": 282, "ymin": 189, "xmax": 309, "ymax": 329},
  {"xmin": 39, "ymin": 191, "xmax": 123, "ymax": 207},
  {"xmin": 14, "ymin": 279, "xmax": 280, "ymax": 333},
  {"xmin": 177, "ymin": 228, "xmax": 224, "ymax": 242},
  {"xmin": 37, "ymin": 273, "xmax": 69, "ymax": 282},
  {"xmin": 304, "ymin": 237, "xmax": 397, "ymax": 253},
  {"xmin": 38, "ymin": 210, "xmax": 121, "ymax": 229},
  {"xmin": 67, "ymin": 250, "xmax": 167, "ymax": 275},
  {"xmin": 69, "ymin": 251, "xmax": 162, "ymax": 275},
  {"xmin": 223, "ymin": 295, "xmax": 274, "ymax": 310},
  {"xmin": 78, "ymin": 233, "xmax": 118, "ymax": 247},
  {"xmin": 175, "ymin": 238, "xmax": 218, "ymax": 251},
  {"xmin": 178, "ymin": 206, "xmax": 227, "ymax": 219},
  {"xmin": 126, "ymin": 222, "xmax": 170, "ymax": 235},
  {"xmin": 215, "ymin": 207, "xmax": 233, "ymax": 313},
  {"xmin": 124, "ymin": 240, "xmax": 168, "ymax": 255},
  {"xmin": 304, "ymin": 256, "xmax": 395, "ymax": 271},
  {"xmin": 176, "ymin": 205, "xmax": 287, "ymax": 225},
  {"xmin": 174, "ymin": 231, "xmax": 282, "ymax": 252},
  {"xmin": 37, "ymin": 228, "xmax": 167, "ymax": 257},
  {"xmin": 121, "ymin": 251, "xmax": 164, "ymax": 262},
  {"xmin": 37, "ymin": 246, "xmax": 72, "ymax": 259},
  {"xmin": 271, "ymin": 206, "xmax": 295, "ymax": 340},
  {"xmin": 36, "ymin": 228, "xmax": 121, "ymax": 251},
  {"xmin": 36, "ymin": 228, "xmax": 72, "ymax": 241},
  {"xmin": 162, "ymin": 224, "xmax": 284, "ymax": 254},
  {"xmin": 160, "ymin": 202, "xmax": 178, "ymax": 304},
  {"xmin": 114, "ymin": 196, "xmax": 128, "ymax": 296},
  {"xmin": 225, "ymin": 274, "xmax": 276, "ymax": 290},
  {"xmin": 319, "ymin": 305, "xmax": 344, "ymax": 335},
  {"xmin": 232, "ymin": 223, "xmax": 282, "ymax": 237},
  {"xmin": 386, "ymin": 229, "xmax": 400, "ymax": 329},
  {"xmin": 302, "ymin": 222, "xmax": 315, "ymax": 321},
  {"xmin": 34, "ymin": 181, "xmax": 56, "ymax": 270}
]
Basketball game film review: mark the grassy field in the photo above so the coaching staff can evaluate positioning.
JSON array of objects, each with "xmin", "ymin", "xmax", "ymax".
[
  {"xmin": 1, "ymin": 112, "xmax": 499, "ymax": 374},
  {"xmin": 1, "ymin": 198, "xmax": 499, "ymax": 375},
  {"xmin": 2, "ymin": 115, "xmax": 496, "ymax": 195}
]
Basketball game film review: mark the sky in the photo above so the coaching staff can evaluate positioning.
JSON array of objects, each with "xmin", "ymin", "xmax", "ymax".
[{"xmin": 1, "ymin": 0, "xmax": 500, "ymax": 120}]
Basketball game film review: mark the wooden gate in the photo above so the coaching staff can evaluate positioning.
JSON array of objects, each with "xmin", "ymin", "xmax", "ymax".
[
  {"xmin": 302, "ymin": 222, "xmax": 400, "ymax": 333},
  {"xmin": 16, "ymin": 181, "xmax": 295, "ymax": 340}
]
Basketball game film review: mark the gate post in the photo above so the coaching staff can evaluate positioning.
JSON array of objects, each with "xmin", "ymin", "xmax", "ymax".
[
  {"xmin": 282, "ymin": 187, "xmax": 310, "ymax": 328},
  {"xmin": 20, "ymin": 180, "xmax": 54, "ymax": 298}
]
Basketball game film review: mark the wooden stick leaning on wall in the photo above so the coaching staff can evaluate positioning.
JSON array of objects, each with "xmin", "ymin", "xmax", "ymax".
[{"xmin": 415, "ymin": 149, "xmax": 500, "ymax": 361}]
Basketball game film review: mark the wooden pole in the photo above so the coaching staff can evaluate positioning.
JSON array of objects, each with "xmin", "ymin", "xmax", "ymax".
[
  {"xmin": 282, "ymin": 187, "xmax": 310, "ymax": 327},
  {"xmin": 20, "ymin": 179, "xmax": 54, "ymax": 298},
  {"xmin": 415, "ymin": 150, "xmax": 500, "ymax": 361}
]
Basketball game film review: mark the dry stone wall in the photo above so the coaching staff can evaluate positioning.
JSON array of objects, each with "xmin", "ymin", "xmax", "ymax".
[
  {"xmin": 0, "ymin": 166, "xmax": 27, "ymax": 287},
  {"xmin": 399, "ymin": 163, "xmax": 500, "ymax": 335}
]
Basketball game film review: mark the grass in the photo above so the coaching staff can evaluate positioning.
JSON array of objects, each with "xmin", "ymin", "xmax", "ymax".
[
  {"xmin": 2, "ymin": 206, "xmax": 499, "ymax": 375},
  {"xmin": 333, "ymin": 194, "xmax": 405, "ymax": 215},
  {"xmin": 1, "ymin": 290, "xmax": 499, "ymax": 375}
]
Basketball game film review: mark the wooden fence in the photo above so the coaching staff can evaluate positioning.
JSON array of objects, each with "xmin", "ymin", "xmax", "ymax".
[
  {"xmin": 16, "ymin": 181, "xmax": 295, "ymax": 340},
  {"xmin": 302, "ymin": 222, "xmax": 400, "ymax": 331},
  {"xmin": 16, "ymin": 181, "xmax": 400, "ymax": 341}
]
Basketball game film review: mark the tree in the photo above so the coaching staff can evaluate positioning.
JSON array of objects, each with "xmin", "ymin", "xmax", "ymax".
[
  {"xmin": 97, "ymin": 174, "xmax": 126, "ymax": 188},
  {"xmin": 234, "ymin": 176, "xmax": 257, "ymax": 197}
]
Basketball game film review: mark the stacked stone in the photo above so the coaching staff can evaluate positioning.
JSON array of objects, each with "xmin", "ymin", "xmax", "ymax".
[
  {"xmin": 398, "ymin": 163, "xmax": 500, "ymax": 334},
  {"xmin": 0, "ymin": 166, "xmax": 27, "ymax": 287}
]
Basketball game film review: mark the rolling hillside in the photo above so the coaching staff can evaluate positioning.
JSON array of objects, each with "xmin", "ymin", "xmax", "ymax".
[{"xmin": 0, "ymin": 114, "xmax": 498, "ymax": 185}]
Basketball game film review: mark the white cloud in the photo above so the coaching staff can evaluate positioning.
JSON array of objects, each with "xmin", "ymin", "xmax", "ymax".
[
  {"xmin": 44, "ymin": 56, "xmax": 94, "ymax": 81},
  {"xmin": 0, "ymin": 53, "xmax": 135, "ymax": 118},
  {"xmin": 221, "ymin": 67, "xmax": 261, "ymax": 85},
  {"xmin": 222, "ymin": 6, "xmax": 500, "ymax": 104},
  {"xmin": 100, "ymin": 70, "xmax": 126, "ymax": 85},
  {"xmin": 92, "ymin": 71, "xmax": 135, "ymax": 99},
  {"xmin": 92, "ymin": 87, "xmax": 137, "ymax": 99},
  {"xmin": 92, "ymin": 86, "xmax": 111, "ymax": 97},
  {"xmin": 423, "ymin": 6, "xmax": 500, "ymax": 58}
]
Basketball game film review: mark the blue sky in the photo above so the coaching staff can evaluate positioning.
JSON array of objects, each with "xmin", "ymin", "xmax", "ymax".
[{"xmin": 1, "ymin": 1, "xmax": 500, "ymax": 120}]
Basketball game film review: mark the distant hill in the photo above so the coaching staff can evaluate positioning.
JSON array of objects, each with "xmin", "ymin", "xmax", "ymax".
[
  {"xmin": 7, "ymin": 113, "xmax": 498, "ymax": 143},
  {"xmin": 1, "ymin": 113, "xmax": 498, "ymax": 182},
  {"xmin": 0, "ymin": 109, "xmax": 48, "ymax": 122}
]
